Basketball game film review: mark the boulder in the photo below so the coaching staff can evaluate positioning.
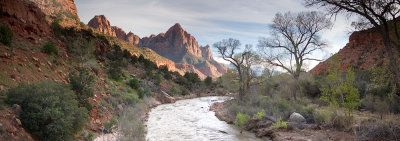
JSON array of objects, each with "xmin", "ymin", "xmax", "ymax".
[
  {"xmin": 289, "ymin": 112, "xmax": 306, "ymax": 123},
  {"xmin": 155, "ymin": 91, "xmax": 175, "ymax": 104}
]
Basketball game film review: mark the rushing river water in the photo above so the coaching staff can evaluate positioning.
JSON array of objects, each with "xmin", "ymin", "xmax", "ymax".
[{"xmin": 146, "ymin": 96, "xmax": 267, "ymax": 141}]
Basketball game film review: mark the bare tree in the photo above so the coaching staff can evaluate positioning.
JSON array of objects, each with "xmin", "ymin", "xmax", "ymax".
[
  {"xmin": 213, "ymin": 38, "xmax": 246, "ymax": 100},
  {"xmin": 242, "ymin": 45, "xmax": 261, "ymax": 94},
  {"xmin": 258, "ymin": 11, "xmax": 332, "ymax": 100},
  {"xmin": 305, "ymin": 0, "xmax": 400, "ymax": 93}
]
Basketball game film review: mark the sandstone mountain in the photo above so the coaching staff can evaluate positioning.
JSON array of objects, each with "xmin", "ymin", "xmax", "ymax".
[
  {"xmin": 87, "ymin": 15, "xmax": 226, "ymax": 78},
  {"xmin": 311, "ymin": 29, "xmax": 387, "ymax": 74}
]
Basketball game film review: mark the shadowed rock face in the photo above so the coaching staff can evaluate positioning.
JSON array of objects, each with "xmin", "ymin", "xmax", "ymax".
[
  {"xmin": 311, "ymin": 29, "xmax": 387, "ymax": 74},
  {"xmin": 0, "ymin": 0, "xmax": 53, "ymax": 44}
]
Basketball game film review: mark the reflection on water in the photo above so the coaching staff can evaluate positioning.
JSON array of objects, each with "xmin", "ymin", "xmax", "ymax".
[{"xmin": 146, "ymin": 96, "xmax": 267, "ymax": 141}]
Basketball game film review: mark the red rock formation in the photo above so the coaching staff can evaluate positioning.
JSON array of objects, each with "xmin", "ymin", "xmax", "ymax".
[
  {"xmin": 29, "ymin": 0, "xmax": 79, "ymax": 26},
  {"xmin": 200, "ymin": 45, "xmax": 213, "ymax": 60},
  {"xmin": 311, "ymin": 29, "xmax": 386, "ymax": 74},
  {"xmin": 140, "ymin": 23, "xmax": 226, "ymax": 77},
  {"xmin": 88, "ymin": 15, "xmax": 141, "ymax": 46},
  {"xmin": 126, "ymin": 32, "xmax": 140, "ymax": 46},
  {"xmin": 140, "ymin": 23, "xmax": 204, "ymax": 60},
  {"xmin": 0, "ymin": 0, "xmax": 53, "ymax": 44}
]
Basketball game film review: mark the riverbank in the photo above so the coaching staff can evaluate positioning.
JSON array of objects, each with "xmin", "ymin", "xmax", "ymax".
[
  {"xmin": 210, "ymin": 100, "xmax": 356, "ymax": 140},
  {"xmin": 94, "ymin": 90, "xmax": 229, "ymax": 141}
]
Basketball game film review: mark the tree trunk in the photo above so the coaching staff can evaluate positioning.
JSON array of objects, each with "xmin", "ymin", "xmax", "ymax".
[
  {"xmin": 238, "ymin": 67, "xmax": 244, "ymax": 101},
  {"xmin": 293, "ymin": 75, "xmax": 299, "ymax": 100},
  {"xmin": 382, "ymin": 33, "xmax": 400, "ymax": 93}
]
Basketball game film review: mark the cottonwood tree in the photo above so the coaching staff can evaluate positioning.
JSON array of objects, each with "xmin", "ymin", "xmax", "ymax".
[
  {"xmin": 242, "ymin": 45, "xmax": 261, "ymax": 94},
  {"xmin": 214, "ymin": 38, "xmax": 247, "ymax": 100},
  {"xmin": 305, "ymin": 0, "xmax": 400, "ymax": 94},
  {"xmin": 258, "ymin": 11, "xmax": 332, "ymax": 100}
]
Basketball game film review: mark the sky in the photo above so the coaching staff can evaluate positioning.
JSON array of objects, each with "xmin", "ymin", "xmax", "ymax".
[{"xmin": 75, "ymin": 0, "xmax": 354, "ymax": 71}]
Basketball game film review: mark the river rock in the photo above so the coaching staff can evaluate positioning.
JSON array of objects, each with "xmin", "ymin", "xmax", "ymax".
[{"xmin": 289, "ymin": 112, "xmax": 306, "ymax": 123}]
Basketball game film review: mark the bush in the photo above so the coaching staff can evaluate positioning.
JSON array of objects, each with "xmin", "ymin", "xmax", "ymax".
[
  {"xmin": 42, "ymin": 42, "xmax": 58, "ymax": 55},
  {"xmin": 271, "ymin": 117, "xmax": 288, "ymax": 129},
  {"xmin": 0, "ymin": 25, "xmax": 13, "ymax": 46},
  {"xmin": 169, "ymin": 85, "xmax": 181, "ymax": 96},
  {"xmin": 253, "ymin": 110, "xmax": 266, "ymax": 120},
  {"xmin": 5, "ymin": 81, "xmax": 88, "ymax": 141},
  {"xmin": 234, "ymin": 112, "xmax": 250, "ymax": 128},
  {"xmin": 122, "ymin": 93, "xmax": 139, "ymax": 105},
  {"xmin": 118, "ymin": 105, "xmax": 146, "ymax": 141},
  {"xmin": 104, "ymin": 117, "xmax": 117, "ymax": 133},
  {"xmin": 357, "ymin": 120, "xmax": 400, "ymax": 140},
  {"xmin": 204, "ymin": 76, "xmax": 212, "ymax": 86},
  {"xmin": 138, "ymin": 88, "xmax": 152, "ymax": 99},
  {"xmin": 69, "ymin": 67, "xmax": 95, "ymax": 109},
  {"xmin": 128, "ymin": 78, "xmax": 140, "ymax": 89}
]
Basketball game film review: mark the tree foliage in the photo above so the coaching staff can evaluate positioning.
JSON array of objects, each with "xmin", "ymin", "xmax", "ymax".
[
  {"xmin": 6, "ymin": 81, "xmax": 88, "ymax": 141},
  {"xmin": 320, "ymin": 55, "xmax": 360, "ymax": 120}
]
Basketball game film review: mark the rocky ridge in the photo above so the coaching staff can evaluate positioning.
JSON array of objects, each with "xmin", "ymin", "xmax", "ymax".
[
  {"xmin": 311, "ymin": 29, "xmax": 387, "ymax": 74},
  {"xmin": 87, "ymin": 15, "xmax": 226, "ymax": 78}
]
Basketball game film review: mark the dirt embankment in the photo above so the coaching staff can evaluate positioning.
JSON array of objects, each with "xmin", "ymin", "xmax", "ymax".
[{"xmin": 210, "ymin": 100, "xmax": 356, "ymax": 141}]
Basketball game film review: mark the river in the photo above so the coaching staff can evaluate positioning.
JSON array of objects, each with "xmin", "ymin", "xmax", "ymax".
[{"xmin": 146, "ymin": 96, "xmax": 267, "ymax": 141}]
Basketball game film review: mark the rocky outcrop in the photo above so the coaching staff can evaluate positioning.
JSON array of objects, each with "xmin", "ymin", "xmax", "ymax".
[
  {"xmin": 29, "ymin": 0, "xmax": 79, "ymax": 27},
  {"xmin": 88, "ymin": 15, "xmax": 140, "ymax": 46},
  {"xmin": 0, "ymin": 0, "xmax": 53, "ymax": 44},
  {"xmin": 140, "ymin": 23, "xmax": 204, "ymax": 60},
  {"xmin": 126, "ymin": 32, "xmax": 140, "ymax": 46},
  {"xmin": 155, "ymin": 91, "xmax": 176, "ymax": 104},
  {"xmin": 311, "ymin": 29, "xmax": 386, "ymax": 74},
  {"xmin": 140, "ymin": 23, "xmax": 226, "ymax": 77},
  {"xmin": 200, "ymin": 45, "xmax": 213, "ymax": 60}
]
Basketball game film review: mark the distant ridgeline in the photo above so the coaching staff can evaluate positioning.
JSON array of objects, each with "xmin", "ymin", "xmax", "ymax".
[{"xmin": 87, "ymin": 15, "xmax": 226, "ymax": 78}]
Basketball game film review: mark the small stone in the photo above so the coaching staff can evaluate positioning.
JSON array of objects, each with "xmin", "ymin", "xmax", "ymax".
[
  {"xmin": 47, "ymin": 61, "xmax": 52, "ymax": 66},
  {"xmin": 289, "ymin": 112, "xmax": 306, "ymax": 123},
  {"xmin": 38, "ymin": 68, "xmax": 42, "ymax": 72},
  {"xmin": 95, "ymin": 119, "xmax": 101, "ymax": 124},
  {"xmin": 14, "ymin": 118, "xmax": 22, "ymax": 126},
  {"xmin": 117, "ymin": 104, "xmax": 123, "ymax": 111},
  {"xmin": 32, "ymin": 57, "xmax": 38, "ymax": 62},
  {"xmin": 0, "ymin": 85, "xmax": 4, "ymax": 91}
]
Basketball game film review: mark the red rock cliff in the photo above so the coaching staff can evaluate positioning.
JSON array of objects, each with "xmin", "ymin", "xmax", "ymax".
[
  {"xmin": 311, "ymin": 29, "xmax": 386, "ymax": 74},
  {"xmin": 29, "ymin": 0, "xmax": 79, "ymax": 26},
  {"xmin": 88, "ymin": 15, "xmax": 140, "ymax": 46},
  {"xmin": 0, "ymin": 0, "xmax": 53, "ymax": 44}
]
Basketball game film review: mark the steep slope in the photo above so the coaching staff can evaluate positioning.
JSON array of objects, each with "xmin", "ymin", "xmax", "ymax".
[{"xmin": 311, "ymin": 29, "xmax": 387, "ymax": 74}]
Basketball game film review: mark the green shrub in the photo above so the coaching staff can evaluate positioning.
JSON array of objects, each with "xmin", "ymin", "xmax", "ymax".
[
  {"xmin": 138, "ymin": 88, "xmax": 153, "ymax": 99},
  {"xmin": 253, "ymin": 110, "xmax": 266, "ymax": 120},
  {"xmin": 271, "ymin": 117, "xmax": 288, "ymax": 129},
  {"xmin": 234, "ymin": 112, "xmax": 250, "ymax": 128},
  {"xmin": 69, "ymin": 67, "xmax": 95, "ymax": 110},
  {"xmin": 104, "ymin": 117, "xmax": 117, "ymax": 133},
  {"xmin": 5, "ymin": 81, "xmax": 88, "ymax": 141},
  {"xmin": 169, "ymin": 85, "xmax": 181, "ymax": 96},
  {"xmin": 0, "ymin": 25, "xmax": 13, "ymax": 46},
  {"xmin": 128, "ymin": 78, "xmax": 140, "ymax": 89},
  {"xmin": 122, "ymin": 93, "xmax": 139, "ymax": 105},
  {"xmin": 42, "ymin": 42, "xmax": 58, "ymax": 55},
  {"xmin": 154, "ymin": 73, "xmax": 162, "ymax": 86},
  {"xmin": 181, "ymin": 87, "xmax": 190, "ymax": 95},
  {"xmin": 204, "ymin": 76, "xmax": 212, "ymax": 86}
]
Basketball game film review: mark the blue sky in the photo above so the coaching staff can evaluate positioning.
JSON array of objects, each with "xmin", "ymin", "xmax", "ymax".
[{"xmin": 75, "ymin": 0, "xmax": 354, "ymax": 70}]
